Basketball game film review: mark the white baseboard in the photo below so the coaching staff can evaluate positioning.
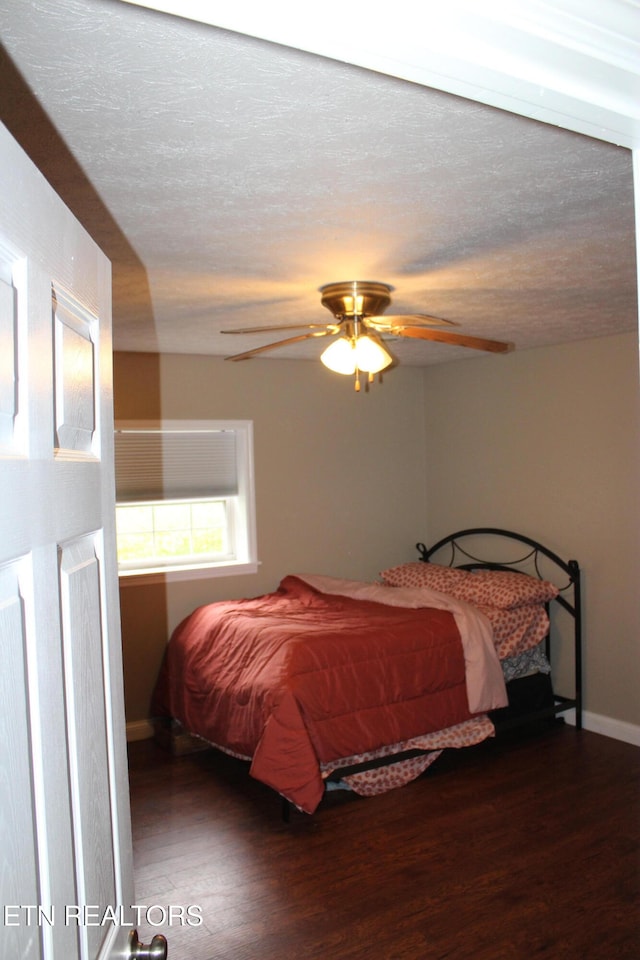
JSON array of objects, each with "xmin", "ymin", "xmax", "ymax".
[
  {"xmin": 564, "ymin": 709, "xmax": 640, "ymax": 747},
  {"xmin": 126, "ymin": 719, "xmax": 155, "ymax": 742}
]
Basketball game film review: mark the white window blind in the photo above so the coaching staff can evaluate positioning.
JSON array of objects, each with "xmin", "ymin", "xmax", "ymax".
[{"xmin": 114, "ymin": 427, "xmax": 238, "ymax": 502}]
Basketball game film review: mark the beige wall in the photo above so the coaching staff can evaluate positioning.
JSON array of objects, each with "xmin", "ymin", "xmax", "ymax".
[
  {"xmin": 422, "ymin": 332, "xmax": 640, "ymax": 728},
  {"xmin": 114, "ymin": 352, "xmax": 428, "ymax": 723},
  {"xmin": 116, "ymin": 333, "xmax": 640, "ymax": 732}
]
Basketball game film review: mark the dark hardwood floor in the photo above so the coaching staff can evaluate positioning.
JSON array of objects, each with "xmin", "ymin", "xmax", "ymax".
[{"xmin": 127, "ymin": 723, "xmax": 640, "ymax": 960}]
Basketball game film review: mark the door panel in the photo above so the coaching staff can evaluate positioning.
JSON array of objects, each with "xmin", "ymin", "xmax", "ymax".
[
  {"xmin": 60, "ymin": 536, "xmax": 117, "ymax": 960},
  {"xmin": 0, "ymin": 265, "xmax": 18, "ymax": 448},
  {"xmin": 0, "ymin": 559, "xmax": 41, "ymax": 960},
  {"xmin": 0, "ymin": 121, "xmax": 136, "ymax": 960},
  {"xmin": 53, "ymin": 285, "xmax": 97, "ymax": 456}
]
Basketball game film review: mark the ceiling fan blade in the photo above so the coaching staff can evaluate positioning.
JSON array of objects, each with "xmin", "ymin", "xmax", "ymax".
[
  {"xmin": 224, "ymin": 330, "xmax": 334, "ymax": 361},
  {"xmin": 393, "ymin": 326, "xmax": 514, "ymax": 353},
  {"xmin": 221, "ymin": 323, "xmax": 337, "ymax": 334},
  {"xmin": 369, "ymin": 313, "xmax": 457, "ymax": 328}
]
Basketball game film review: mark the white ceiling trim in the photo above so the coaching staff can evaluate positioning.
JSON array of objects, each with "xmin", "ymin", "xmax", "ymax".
[{"xmin": 117, "ymin": 0, "xmax": 640, "ymax": 148}]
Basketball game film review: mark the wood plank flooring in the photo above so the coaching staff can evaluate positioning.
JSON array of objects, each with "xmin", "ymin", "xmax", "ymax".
[{"xmin": 127, "ymin": 723, "xmax": 640, "ymax": 960}]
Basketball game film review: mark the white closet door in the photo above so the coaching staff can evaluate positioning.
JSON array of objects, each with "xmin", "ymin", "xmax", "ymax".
[{"xmin": 0, "ymin": 122, "xmax": 142, "ymax": 960}]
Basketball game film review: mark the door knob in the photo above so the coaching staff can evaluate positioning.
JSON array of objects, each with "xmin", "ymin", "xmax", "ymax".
[{"xmin": 128, "ymin": 929, "xmax": 168, "ymax": 960}]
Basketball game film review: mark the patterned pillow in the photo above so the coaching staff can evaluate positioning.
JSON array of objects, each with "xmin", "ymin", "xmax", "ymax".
[
  {"xmin": 380, "ymin": 562, "xmax": 558, "ymax": 609},
  {"xmin": 458, "ymin": 569, "xmax": 558, "ymax": 609},
  {"xmin": 380, "ymin": 562, "xmax": 472, "ymax": 593}
]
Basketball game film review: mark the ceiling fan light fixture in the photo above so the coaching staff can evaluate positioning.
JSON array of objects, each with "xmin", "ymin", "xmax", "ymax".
[{"xmin": 320, "ymin": 333, "xmax": 393, "ymax": 377}]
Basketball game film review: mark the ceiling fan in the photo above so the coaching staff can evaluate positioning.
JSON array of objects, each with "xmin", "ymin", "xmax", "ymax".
[{"xmin": 222, "ymin": 281, "xmax": 514, "ymax": 391}]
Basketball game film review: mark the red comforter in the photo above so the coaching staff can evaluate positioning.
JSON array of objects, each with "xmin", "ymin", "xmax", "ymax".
[{"xmin": 153, "ymin": 576, "xmax": 486, "ymax": 812}]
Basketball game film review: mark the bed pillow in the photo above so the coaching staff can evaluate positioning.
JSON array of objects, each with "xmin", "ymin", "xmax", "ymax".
[
  {"xmin": 380, "ymin": 562, "xmax": 472, "ymax": 594},
  {"xmin": 380, "ymin": 562, "xmax": 558, "ymax": 609},
  {"xmin": 458, "ymin": 569, "xmax": 559, "ymax": 609}
]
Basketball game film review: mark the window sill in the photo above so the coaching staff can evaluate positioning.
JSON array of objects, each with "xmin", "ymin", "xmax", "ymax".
[{"xmin": 118, "ymin": 560, "xmax": 260, "ymax": 587}]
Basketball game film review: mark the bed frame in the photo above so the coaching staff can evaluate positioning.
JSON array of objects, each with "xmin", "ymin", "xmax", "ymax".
[
  {"xmin": 417, "ymin": 528, "xmax": 582, "ymax": 731},
  {"xmin": 317, "ymin": 529, "xmax": 582, "ymax": 815}
]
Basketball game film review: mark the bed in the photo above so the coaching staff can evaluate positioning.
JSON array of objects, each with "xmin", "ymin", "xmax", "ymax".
[{"xmin": 151, "ymin": 528, "xmax": 581, "ymax": 815}]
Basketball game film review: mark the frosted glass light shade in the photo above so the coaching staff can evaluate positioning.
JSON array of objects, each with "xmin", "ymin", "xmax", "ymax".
[
  {"xmin": 354, "ymin": 336, "xmax": 392, "ymax": 373},
  {"xmin": 320, "ymin": 337, "xmax": 357, "ymax": 374},
  {"xmin": 321, "ymin": 335, "xmax": 392, "ymax": 376}
]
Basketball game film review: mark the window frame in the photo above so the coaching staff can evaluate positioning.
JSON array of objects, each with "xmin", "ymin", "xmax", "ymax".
[{"xmin": 114, "ymin": 419, "xmax": 258, "ymax": 585}]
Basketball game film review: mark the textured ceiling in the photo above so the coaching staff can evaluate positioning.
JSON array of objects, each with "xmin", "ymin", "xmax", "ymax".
[{"xmin": 0, "ymin": 0, "xmax": 637, "ymax": 366}]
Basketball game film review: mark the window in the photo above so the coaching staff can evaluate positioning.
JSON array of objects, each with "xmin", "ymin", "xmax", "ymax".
[{"xmin": 114, "ymin": 420, "xmax": 257, "ymax": 582}]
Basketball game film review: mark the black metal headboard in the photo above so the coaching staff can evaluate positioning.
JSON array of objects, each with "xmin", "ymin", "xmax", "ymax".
[{"xmin": 417, "ymin": 528, "xmax": 582, "ymax": 729}]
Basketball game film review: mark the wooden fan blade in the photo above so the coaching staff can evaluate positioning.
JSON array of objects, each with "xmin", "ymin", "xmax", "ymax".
[
  {"xmin": 369, "ymin": 313, "xmax": 457, "ymax": 328},
  {"xmin": 221, "ymin": 323, "xmax": 337, "ymax": 334},
  {"xmin": 393, "ymin": 326, "xmax": 514, "ymax": 353},
  {"xmin": 224, "ymin": 330, "xmax": 334, "ymax": 361}
]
